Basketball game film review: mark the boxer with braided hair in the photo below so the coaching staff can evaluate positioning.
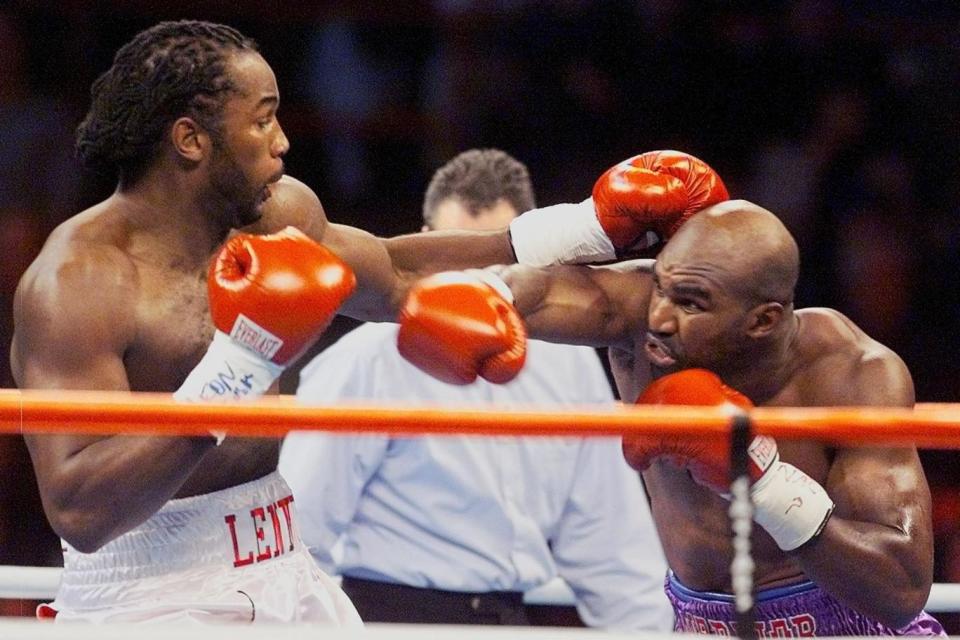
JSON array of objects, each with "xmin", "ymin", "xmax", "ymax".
[
  {"xmin": 15, "ymin": 19, "xmax": 517, "ymax": 625},
  {"xmin": 14, "ymin": 18, "xmax": 738, "ymax": 624}
]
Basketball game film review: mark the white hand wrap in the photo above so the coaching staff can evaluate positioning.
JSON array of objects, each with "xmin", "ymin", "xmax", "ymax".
[
  {"xmin": 751, "ymin": 457, "xmax": 835, "ymax": 551},
  {"xmin": 509, "ymin": 198, "xmax": 616, "ymax": 266},
  {"xmin": 174, "ymin": 330, "xmax": 285, "ymax": 445},
  {"xmin": 464, "ymin": 268, "xmax": 514, "ymax": 304}
]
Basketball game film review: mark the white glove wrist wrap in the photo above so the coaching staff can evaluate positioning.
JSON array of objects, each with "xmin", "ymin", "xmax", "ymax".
[
  {"xmin": 174, "ymin": 331, "xmax": 285, "ymax": 444},
  {"xmin": 509, "ymin": 198, "xmax": 616, "ymax": 266},
  {"xmin": 751, "ymin": 459, "xmax": 835, "ymax": 551}
]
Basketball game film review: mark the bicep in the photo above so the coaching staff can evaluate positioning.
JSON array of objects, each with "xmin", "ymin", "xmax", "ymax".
[
  {"xmin": 321, "ymin": 224, "xmax": 520, "ymax": 322},
  {"xmin": 321, "ymin": 223, "xmax": 402, "ymax": 322},
  {"xmin": 247, "ymin": 178, "xmax": 402, "ymax": 321},
  {"xmin": 12, "ymin": 257, "xmax": 136, "ymax": 479},
  {"xmin": 827, "ymin": 446, "xmax": 931, "ymax": 538},
  {"xmin": 819, "ymin": 352, "xmax": 925, "ymax": 529}
]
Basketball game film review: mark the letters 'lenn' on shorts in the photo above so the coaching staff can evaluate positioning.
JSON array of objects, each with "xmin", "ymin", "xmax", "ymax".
[{"xmin": 41, "ymin": 471, "xmax": 362, "ymax": 625}]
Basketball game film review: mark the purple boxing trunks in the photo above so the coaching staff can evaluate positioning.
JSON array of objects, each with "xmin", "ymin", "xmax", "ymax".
[{"xmin": 666, "ymin": 572, "xmax": 945, "ymax": 637}]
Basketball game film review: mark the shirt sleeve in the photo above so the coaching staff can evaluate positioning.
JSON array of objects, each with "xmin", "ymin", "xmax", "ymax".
[
  {"xmin": 550, "ymin": 437, "xmax": 674, "ymax": 631},
  {"xmin": 279, "ymin": 327, "xmax": 390, "ymax": 574}
]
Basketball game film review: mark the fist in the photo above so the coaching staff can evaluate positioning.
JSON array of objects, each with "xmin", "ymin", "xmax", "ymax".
[
  {"xmin": 398, "ymin": 271, "xmax": 526, "ymax": 385},
  {"xmin": 623, "ymin": 369, "xmax": 776, "ymax": 493},
  {"xmin": 209, "ymin": 226, "xmax": 356, "ymax": 366},
  {"xmin": 592, "ymin": 150, "xmax": 728, "ymax": 250}
]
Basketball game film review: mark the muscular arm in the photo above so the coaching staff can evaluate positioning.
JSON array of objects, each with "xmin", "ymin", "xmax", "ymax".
[
  {"xmin": 255, "ymin": 177, "xmax": 516, "ymax": 322},
  {"xmin": 794, "ymin": 351, "xmax": 931, "ymax": 628},
  {"xmin": 495, "ymin": 260, "xmax": 655, "ymax": 350},
  {"xmin": 11, "ymin": 243, "xmax": 216, "ymax": 552}
]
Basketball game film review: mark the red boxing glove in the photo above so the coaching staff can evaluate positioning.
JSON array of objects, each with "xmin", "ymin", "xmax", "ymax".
[
  {"xmin": 398, "ymin": 271, "xmax": 526, "ymax": 385},
  {"xmin": 592, "ymin": 150, "xmax": 729, "ymax": 250},
  {"xmin": 627, "ymin": 368, "xmax": 835, "ymax": 551},
  {"xmin": 209, "ymin": 226, "xmax": 356, "ymax": 366},
  {"xmin": 623, "ymin": 369, "xmax": 775, "ymax": 493}
]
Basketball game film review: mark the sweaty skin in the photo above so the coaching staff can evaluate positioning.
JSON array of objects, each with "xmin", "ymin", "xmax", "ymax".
[
  {"xmin": 11, "ymin": 50, "xmax": 513, "ymax": 553},
  {"xmin": 494, "ymin": 200, "xmax": 932, "ymax": 629}
]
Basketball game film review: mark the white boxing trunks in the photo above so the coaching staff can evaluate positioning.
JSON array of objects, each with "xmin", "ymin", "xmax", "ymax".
[{"xmin": 41, "ymin": 471, "xmax": 362, "ymax": 625}]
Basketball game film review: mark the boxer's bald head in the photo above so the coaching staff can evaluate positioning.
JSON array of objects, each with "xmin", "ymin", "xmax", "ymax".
[{"xmin": 661, "ymin": 199, "xmax": 799, "ymax": 308}]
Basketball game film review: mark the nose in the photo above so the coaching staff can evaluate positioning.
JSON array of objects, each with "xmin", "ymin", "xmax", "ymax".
[
  {"xmin": 647, "ymin": 293, "xmax": 677, "ymax": 337},
  {"xmin": 272, "ymin": 125, "xmax": 290, "ymax": 158}
]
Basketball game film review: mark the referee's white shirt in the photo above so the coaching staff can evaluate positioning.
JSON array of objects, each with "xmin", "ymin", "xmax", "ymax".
[{"xmin": 280, "ymin": 322, "xmax": 672, "ymax": 632}]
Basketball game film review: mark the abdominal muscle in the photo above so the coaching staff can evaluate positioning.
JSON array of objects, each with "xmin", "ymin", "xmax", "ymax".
[{"xmin": 644, "ymin": 462, "xmax": 805, "ymax": 593}]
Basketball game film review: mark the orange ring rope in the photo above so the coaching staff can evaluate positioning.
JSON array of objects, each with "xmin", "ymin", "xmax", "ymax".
[{"xmin": 0, "ymin": 389, "xmax": 957, "ymax": 447}]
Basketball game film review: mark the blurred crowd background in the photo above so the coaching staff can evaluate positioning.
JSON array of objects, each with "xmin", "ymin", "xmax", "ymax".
[{"xmin": 2, "ymin": 0, "xmax": 960, "ymax": 628}]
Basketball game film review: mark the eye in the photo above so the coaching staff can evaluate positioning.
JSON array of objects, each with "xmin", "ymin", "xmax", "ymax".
[
  {"xmin": 678, "ymin": 299, "xmax": 704, "ymax": 313},
  {"xmin": 257, "ymin": 115, "xmax": 275, "ymax": 130}
]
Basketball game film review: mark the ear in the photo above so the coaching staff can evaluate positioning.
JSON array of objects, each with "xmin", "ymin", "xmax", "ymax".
[
  {"xmin": 745, "ymin": 302, "xmax": 784, "ymax": 338},
  {"xmin": 169, "ymin": 117, "xmax": 209, "ymax": 163}
]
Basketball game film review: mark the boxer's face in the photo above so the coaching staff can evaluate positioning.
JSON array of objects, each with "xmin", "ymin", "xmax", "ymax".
[
  {"xmin": 209, "ymin": 51, "xmax": 288, "ymax": 228},
  {"xmin": 644, "ymin": 235, "xmax": 753, "ymax": 376}
]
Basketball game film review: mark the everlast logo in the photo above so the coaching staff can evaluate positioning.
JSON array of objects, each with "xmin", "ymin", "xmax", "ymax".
[
  {"xmin": 224, "ymin": 494, "xmax": 295, "ymax": 568},
  {"xmin": 229, "ymin": 314, "xmax": 283, "ymax": 360},
  {"xmin": 230, "ymin": 315, "xmax": 283, "ymax": 360}
]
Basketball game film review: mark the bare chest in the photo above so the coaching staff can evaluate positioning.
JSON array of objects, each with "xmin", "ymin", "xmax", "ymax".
[{"xmin": 124, "ymin": 266, "xmax": 215, "ymax": 392}]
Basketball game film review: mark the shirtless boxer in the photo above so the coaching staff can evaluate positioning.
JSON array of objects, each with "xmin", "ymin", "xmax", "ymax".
[
  {"xmin": 11, "ymin": 20, "xmax": 730, "ymax": 623},
  {"xmin": 398, "ymin": 200, "xmax": 944, "ymax": 635},
  {"xmin": 9, "ymin": 20, "xmax": 529, "ymax": 624}
]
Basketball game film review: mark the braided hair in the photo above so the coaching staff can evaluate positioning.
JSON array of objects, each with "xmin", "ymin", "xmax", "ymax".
[{"xmin": 76, "ymin": 20, "xmax": 258, "ymax": 183}]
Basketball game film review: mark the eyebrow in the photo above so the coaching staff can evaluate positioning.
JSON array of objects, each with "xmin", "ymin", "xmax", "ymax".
[
  {"xmin": 653, "ymin": 271, "xmax": 710, "ymax": 297},
  {"xmin": 255, "ymin": 95, "xmax": 279, "ymax": 110},
  {"xmin": 671, "ymin": 283, "xmax": 711, "ymax": 299}
]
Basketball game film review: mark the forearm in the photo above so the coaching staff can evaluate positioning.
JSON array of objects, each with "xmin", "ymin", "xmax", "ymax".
[
  {"xmin": 39, "ymin": 434, "xmax": 215, "ymax": 552},
  {"xmin": 497, "ymin": 264, "xmax": 624, "ymax": 348},
  {"xmin": 794, "ymin": 517, "xmax": 931, "ymax": 628},
  {"xmin": 381, "ymin": 229, "xmax": 515, "ymax": 276}
]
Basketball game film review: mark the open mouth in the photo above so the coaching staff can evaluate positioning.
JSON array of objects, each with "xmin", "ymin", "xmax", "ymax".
[{"xmin": 644, "ymin": 334, "xmax": 677, "ymax": 368}]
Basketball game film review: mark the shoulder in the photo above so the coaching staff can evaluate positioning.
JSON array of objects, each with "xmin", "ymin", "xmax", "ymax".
[
  {"xmin": 796, "ymin": 308, "xmax": 913, "ymax": 407},
  {"xmin": 12, "ymin": 208, "xmax": 139, "ymax": 386},
  {"xmin": 246, "ymin": 176, "xmax": 329, "ymax": 240},
  {"xmin": 17, "ymin": 212, "xmax": 139, "ymax": 316}
]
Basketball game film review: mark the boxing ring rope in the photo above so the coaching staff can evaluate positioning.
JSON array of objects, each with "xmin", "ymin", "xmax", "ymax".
[
  {"xmin": 3, "ymin": 389, "xmax": 960, "ymax": 629},
  {"xmin": 1, "ymin": 390, "xmax": 960, "ymax": 446}
]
